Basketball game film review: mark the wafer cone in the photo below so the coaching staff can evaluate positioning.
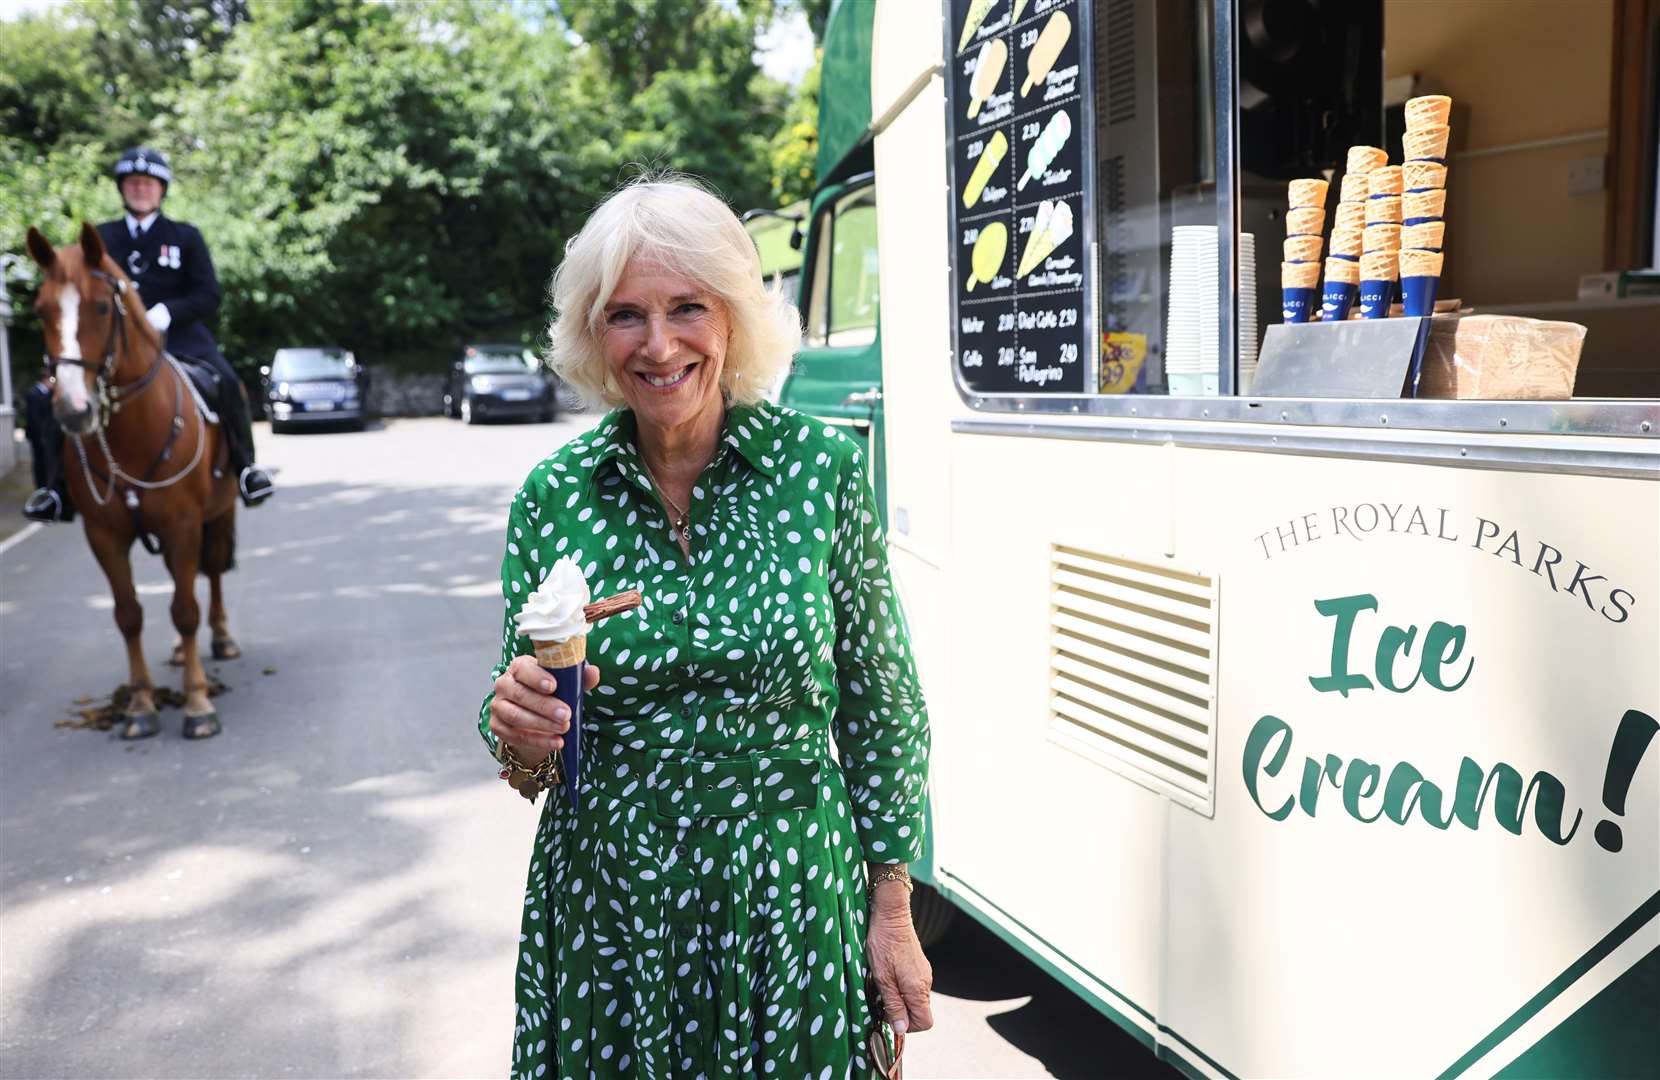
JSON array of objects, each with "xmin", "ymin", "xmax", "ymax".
[
  {"xmin": 1405, "ymin": 95, "xmax": 1452, "ymax": 129},
  {"xmin": 1360, "ymin": 250, "xmax": 1399, "ymax": 282},
  {"xmin": 1399, "ymin": 249, "xmax": 1444, "ymax": 278},
  {"xmin": 1403, "ymin": 189, "xmax": 1447, "ymax": 221},
  {"xmin": 1282, "ymin": 260, "xmax": 1320, "ymax": 289},
  {"xmin": 1401, "ymin": 221, "xmax": 1445, "ymax": 251},
  {"xmin": 1364, "ymin": 223, "xmax": 1401, "ymax": 252},
  {"xmin": 534, "ymin": 634, "xmax": 587, "ymax": 668},
  {"xmin": 1329, "ymin": 225, "xmax": 1363, "ymax": 258},
  {"xmin": 1346, "ymin": 146, "xmax": 1388, "ymax": 175},
  {"xmin": 1339, "ymin": 173, "xmax": 1369, "ymax": 203},
  {"xmin": 1367, "ymin": 166, "xmax": 1403, "ymax": 197},
  {"xmin": 1403, "ymin": 161, "xmax": 1447, "ymax": 191},
  {"xmin": 1285, "ymin": 207, "xmax": 1325, "ymax": 236},
  {"xmin": 1365, "ymin": 195, "xmax": 1402, "ymax": 225},
  {"xmin": 1334, "ymin": 201, "xmax": 1366, "ymax": 232},
  {"xmin": 1403, "ymin": 125, "xmax": 1450, "ymax": 161},
  {"xmin": 1284, "ymin": 235, "xmax": 1324, "ymax": 263},
  {"xmin": 1324, "ymin": 256, "xmax": 1360, "ymax": 285},
  {"xmin": 1288, "ymin": 178, "xmax": 1329, "ymax": 210}
]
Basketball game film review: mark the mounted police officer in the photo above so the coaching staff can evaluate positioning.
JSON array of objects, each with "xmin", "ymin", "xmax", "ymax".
[{"xmin": 22, "ymin": 146, "xmax": 274, "ymax": 522}]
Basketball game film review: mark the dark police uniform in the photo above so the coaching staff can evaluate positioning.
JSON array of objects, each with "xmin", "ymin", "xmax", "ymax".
[{"xmin": 95, "ymin": 215, "xmax": 225, "ymax": 372}]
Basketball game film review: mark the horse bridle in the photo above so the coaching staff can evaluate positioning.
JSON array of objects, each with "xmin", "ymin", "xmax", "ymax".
[{"xmin": 49, "ymin": 268, "xmax": 165, "ymax": 414}]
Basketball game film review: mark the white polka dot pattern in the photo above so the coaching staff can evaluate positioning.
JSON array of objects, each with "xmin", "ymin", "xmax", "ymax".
[{"xmin": 477, "ymin": 403, "xmax": 931, "ymax": 1078}]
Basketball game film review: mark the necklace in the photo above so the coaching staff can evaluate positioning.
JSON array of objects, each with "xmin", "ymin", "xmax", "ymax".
[{"xmin": 641, "ymin": 459, "xmax": 691, "ymax": 546}]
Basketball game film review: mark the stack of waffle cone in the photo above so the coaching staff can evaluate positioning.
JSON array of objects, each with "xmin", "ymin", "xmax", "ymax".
[
  {"xmin": 1328, "ymin": 144, "xmax": 1385, "ymax": 313},
  {"xmin": 1400, "ymin": 94, "xmax": 1452, "ymax": 309}
]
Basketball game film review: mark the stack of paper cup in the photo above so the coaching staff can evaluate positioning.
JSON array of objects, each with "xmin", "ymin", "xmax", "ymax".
[
  {"xmin": 1280, "ymin": 179, "xmax": 1326, "ymax": 325},
  {"xmin": 1400, "ymin": 94, "xmax": 1451, "ymax": 316},
  {"xmin": 1168, "ymin": 226, "xmax": 1257, "ymax": 394}
]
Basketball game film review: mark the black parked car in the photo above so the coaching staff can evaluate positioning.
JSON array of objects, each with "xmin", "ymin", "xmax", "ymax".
[
  {"xmin": 260, "ymin": 346, "xmax": 367, "ymax": 433},
  {"xmin": 445, "ymin": 344, "xmax": 556, "ymax": 424}
]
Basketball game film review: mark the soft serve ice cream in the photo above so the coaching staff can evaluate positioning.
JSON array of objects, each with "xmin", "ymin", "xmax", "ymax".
[{"xmin": 514, "ymin": 556, "xmax": 592, "ymax": 648}]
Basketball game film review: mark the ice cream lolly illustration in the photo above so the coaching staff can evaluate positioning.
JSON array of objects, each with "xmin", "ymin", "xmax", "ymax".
[
  {"xmin": 1017, "ymin": 109, "xmax": 1071, "ymax": 190},
  {"xmin": 967, "ymin": 38, "xmax": 1008, "ymax": 119},
  {"xmin": 966, "ymin": 221, "xmax": 1009, "ymax": 291},
  {"xmin": 958, "ymin": 0, "xmax": 998, "ymax": 53},
  {"xmin": 1017, "ymin": 198, "xmax": 1074, "ymax": 278},
  {"xmin": 1021, "ymin": 10, "xmax": 1072, "ymax": 96},
  {"xmin": 963, "ymin": 130, "xmax": 1009, "ymax": 209}
]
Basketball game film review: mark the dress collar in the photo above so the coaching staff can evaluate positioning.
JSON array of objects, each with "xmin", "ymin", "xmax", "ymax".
[{"xmin": 589, "ymin": 403, "xmax": 782, "ymax": 487}]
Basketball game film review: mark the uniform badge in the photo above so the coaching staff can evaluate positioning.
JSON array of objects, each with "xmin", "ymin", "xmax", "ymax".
[
  {"xmin": 126, "ymin": 249, "xmax": 149, "ymax": 276},
  {"xmin": 160, "ymin": 245, "xmax": 181, "ymax": 269}
]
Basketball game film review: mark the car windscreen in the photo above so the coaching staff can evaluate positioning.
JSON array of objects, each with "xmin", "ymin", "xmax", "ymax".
[
  {"xmin": 273, "ymin": 350, "xmax": 351, "ymax": 380},
  {"xmin": 463, "ymin": 350, "xmax": 535, "ymax": 375}
]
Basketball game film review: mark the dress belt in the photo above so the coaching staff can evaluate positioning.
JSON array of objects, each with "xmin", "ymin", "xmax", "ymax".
[{"xmin": 583, "ymin": 737, "xmax": 823, "ymax": 819}]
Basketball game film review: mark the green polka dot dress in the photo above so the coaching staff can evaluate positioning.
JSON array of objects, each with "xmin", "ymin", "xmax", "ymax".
[{"xmin": 478, "ymin": 403, "xmax": 931, "ymax": 1079}]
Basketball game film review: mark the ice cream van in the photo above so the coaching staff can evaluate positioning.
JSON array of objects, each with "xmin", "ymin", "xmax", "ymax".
[{"xmin": 788, "ymin": 1, "xmax": 1660, "ymax": 1076}]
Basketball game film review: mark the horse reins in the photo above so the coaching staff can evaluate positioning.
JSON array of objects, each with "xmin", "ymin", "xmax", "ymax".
[{"xmin": 53, "ymin": 268, "xmax": 212, "ymax": 550}]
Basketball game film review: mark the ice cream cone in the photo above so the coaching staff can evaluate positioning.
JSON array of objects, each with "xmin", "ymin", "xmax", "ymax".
[
  {"xmin": 1401, "ymin": 221, "xmax": 1445, "ymax": 251},
  {"xmin": 1334, "ymin": 201, "xmax": 1366, "ymax": 232},
  {"xmin": 1288, "ymin": 178, "xmax": 1329, "ymax": 210},
  {"xmin": 1284, "ymin": 235, "xmax": 1324, "ymax": 263},
  {"xmin": 1346, "ymin": 145, "xmax": 1388, "ymax": 176},
  {"xmin": 1364, "ymin": 223, "xmax": 1401, "ymax": 252},
  {"xmin": 1285, "ymin": 207, "xmax": 1325, "ymax": 236},
  {"xmin": 1403, "ymin": 189, "xmax": 1447, "ymax": 222},
  {"xmin": 1360, "ymin": 250, "xmax": 1399, "ymax": 282},
  {"xmin": 1403, "ymin": 161, "xmax": 1447, "ymax": 192},
  {"xmin": 1330, "ymin": 225, "xmax": 1364, "ymax": 258},
  {"xmin": 1339, "ymin": 173, "xmax": 1369, "ymax": 203},
  {"xmin": 534, "ymin": 634, "xmax": 587, "ymax": 668},
  {"xmin": 1399, "ymin": 249, "xmax": 1444, "ymax": 278},
  {"xmin": 1403, "ymin": 125, "xmax": 1450, "ymax": 162},
  {"xmin": 1365, "ymin": 195, "xmax": 1402, "ymax": 225},
  {"xmin": 1367, "ymin": 166, "xmax": 1403, "ymax": 197},
  {"xmin": 1282, "ymin": 260, "xmax": 1321, "ymax": 289},
  {"xmin": 1323, "ymin": 256, "xmax": 1360, "ymax": 285},
  {"xmin": 1405, "ymin": 95, "xmax": 1452, "ymax": 129}
]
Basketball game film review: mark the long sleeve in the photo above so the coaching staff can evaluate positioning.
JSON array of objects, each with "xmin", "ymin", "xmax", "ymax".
[
  {"xmin": 477, "ymin": 479, "xmax": 542, "ymax": 755},
  {"xmin": 828, "ymin": 444, "xmax": 931, "ymax": 863},
  {"xmin": 167, "ymin": 224, "xmax": 221, "ymax": 327}
]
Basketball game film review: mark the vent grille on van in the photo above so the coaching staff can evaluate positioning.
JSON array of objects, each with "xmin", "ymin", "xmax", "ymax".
[{"xmin": 1049, "ymin": 544, "xmax": 1219, "ymax": 815}]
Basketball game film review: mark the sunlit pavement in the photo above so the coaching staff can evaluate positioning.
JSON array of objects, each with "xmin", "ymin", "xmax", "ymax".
[{"xmin": 0, "ymin": 414, "xmax": 1172, "ymax": 1079}]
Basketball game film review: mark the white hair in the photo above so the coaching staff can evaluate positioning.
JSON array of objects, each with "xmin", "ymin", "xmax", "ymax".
[{"xmin": 545, "ymin": 174, "xmax": 802, "ymax": 408}]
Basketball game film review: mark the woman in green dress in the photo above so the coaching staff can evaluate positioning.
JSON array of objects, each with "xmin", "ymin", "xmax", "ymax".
[{"xmin": 480, "ymin": 175, "xmax": 934, "ymax": 1078}]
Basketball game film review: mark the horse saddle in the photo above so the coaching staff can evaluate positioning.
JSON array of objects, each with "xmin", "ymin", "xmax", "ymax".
[{"xmin": 172, "ymin": 356, "xmax": 221, "ymax": 402}]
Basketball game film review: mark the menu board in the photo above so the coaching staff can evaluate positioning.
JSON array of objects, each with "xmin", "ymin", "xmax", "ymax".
[{"xmin": 946, "ymin": 0, "xmax": 1095, "ymax": 395}]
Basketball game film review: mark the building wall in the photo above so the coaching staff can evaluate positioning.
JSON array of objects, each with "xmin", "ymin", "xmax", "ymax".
[{"xmin": 1384, "ymin": 0, "xmax": 1615, "ymax": 306}]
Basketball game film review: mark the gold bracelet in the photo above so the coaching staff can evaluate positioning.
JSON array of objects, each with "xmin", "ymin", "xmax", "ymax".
[
  {"xmin": 494, "ymin": 739, "xmax": 563, "ymax": 803},
  {"xmin": 866, "ymin": 865, "xmax": 913, "ymax": 903}
]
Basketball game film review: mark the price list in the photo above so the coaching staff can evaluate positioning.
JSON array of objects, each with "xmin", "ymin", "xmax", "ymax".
[{"xmin": 946, "ymin": 0, "xmax": 1094, "ymax": 394}]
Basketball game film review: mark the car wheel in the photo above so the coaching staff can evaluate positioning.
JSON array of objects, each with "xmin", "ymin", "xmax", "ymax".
[
  {"xmin": 270, "ymin": 419, "xmax": 288, "ymax": 434},
  {"xmin": 461, "ymin": 397, "xmax": 478, "ymax": 425}
]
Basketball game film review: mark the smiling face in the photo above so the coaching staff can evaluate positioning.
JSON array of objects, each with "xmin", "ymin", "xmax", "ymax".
[
  {"xmin": 120, "ymin": 174, "xmax": 164, "ymax": 217},
  {"xmin": 600, "ymin": 257, "xmax": 730, "ymax": 440}
]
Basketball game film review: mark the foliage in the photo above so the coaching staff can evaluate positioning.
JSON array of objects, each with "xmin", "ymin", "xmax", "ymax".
[
  {"xmin": 768, "ymin": 51, "xmax": 821, "ymax": 208},
  {"xmin": 2, "ymin": 0, "xmax": 823, "ymax": 385}
]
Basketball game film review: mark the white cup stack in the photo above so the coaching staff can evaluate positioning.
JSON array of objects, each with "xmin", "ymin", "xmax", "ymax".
[{"xmin": 1167, "ymin": 226, "xmax": 1257, "ymax": 395}]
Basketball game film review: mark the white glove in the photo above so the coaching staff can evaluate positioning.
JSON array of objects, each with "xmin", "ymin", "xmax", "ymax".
[{"xmin": 146, "ymin": 303, "xmax": 171, "ymax": 332}]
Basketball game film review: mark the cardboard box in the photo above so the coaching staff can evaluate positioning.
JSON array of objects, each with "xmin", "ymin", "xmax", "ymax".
[{"xmin": 1419, "ymin": 314, "xmax": 1587, "ymax": 399}]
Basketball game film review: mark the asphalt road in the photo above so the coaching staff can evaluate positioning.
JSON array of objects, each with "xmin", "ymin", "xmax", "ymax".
[{"xmin": 0, "ymin": 415, "xmax": 1173, "ymax": 1079}]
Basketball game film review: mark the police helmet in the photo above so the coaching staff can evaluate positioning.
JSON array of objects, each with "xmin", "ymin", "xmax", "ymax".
[{"xmin": 112, "ymin": 147, "xmax": 173, "ymax": 192}]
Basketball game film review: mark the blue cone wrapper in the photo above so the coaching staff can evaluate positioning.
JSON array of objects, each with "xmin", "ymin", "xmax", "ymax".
[
  {"xmin": 538, "ymin": 659, "xmax": 585, "ymax": 806},
  {"xmin": 1402, "ymin": 274, "xmax": 1440, "ymax": 317},
  {"xmin": 1282, "ymin": 287, "xmax": 1318, "ymax": 324},
  {"xmin": 1358, "ymin": 279, "xmax": 1394, "ymax": 319},
  {"xmin": 1321, "ymin": 281, "xmax": 1358, "ymax": 322},
  {"xmin": 1403, "ymin": 216, "xmax": 1441, "ymax": 226}
]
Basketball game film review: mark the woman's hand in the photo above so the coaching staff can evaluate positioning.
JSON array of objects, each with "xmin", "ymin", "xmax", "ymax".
[
  {"xmin": 866, "ymin": 875, "xmax": 934, "ymax": 1035},
  {"xmin": 488, "ymin": 655, "xmax": 602, "ymax": 765}
]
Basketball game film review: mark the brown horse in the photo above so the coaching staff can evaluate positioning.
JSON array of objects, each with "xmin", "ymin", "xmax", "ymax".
[{"xmin": 25, "ymin": 223, "xmax": 240, "ymax": 740}]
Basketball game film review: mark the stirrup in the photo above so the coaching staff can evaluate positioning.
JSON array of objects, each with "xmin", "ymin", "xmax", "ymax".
[
  {"xmin": 238, "ymin": 466, "xmax": 275, "ymax": 506},
  {"xmin": 22, "ymin": 488, "xmax": 68, "ymax": 523}
]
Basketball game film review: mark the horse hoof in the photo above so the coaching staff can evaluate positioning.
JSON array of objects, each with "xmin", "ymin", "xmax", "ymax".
[
  {"xmin": 182, "ymin": 712, "xmax": 222, "ymax": 740},
  {"xmin": 167, "ymin": 647, "xmax": 186, "ymax": 667},
  {"xmin": 121, "ymin": 712, "xmax": 161, "ymax": 740},
  {"xmin": 211, "ymin": 638, "xmax": 241, "ymax": 660}
]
